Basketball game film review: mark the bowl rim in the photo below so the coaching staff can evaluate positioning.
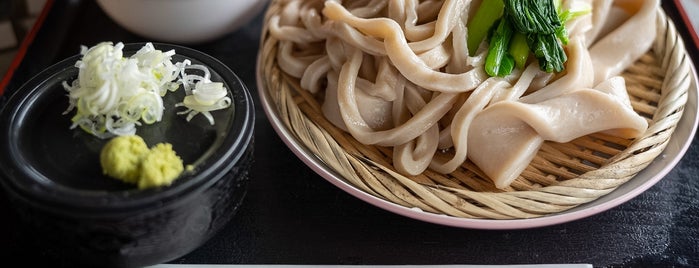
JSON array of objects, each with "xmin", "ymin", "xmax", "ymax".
[{"xmin": 0, "ymin": 42, "xmax": 255, "ymax": 213}]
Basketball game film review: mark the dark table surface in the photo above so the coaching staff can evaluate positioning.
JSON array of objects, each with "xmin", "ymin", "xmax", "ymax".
[{"xmin": 1, "ymin": 1, "xmax": 698, "ymax": 267}]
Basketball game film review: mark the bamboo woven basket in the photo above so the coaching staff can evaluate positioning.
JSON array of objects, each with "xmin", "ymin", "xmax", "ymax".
[{"xmin": 257, "ymin": 2, "xmax": 693, "ymax": 220}]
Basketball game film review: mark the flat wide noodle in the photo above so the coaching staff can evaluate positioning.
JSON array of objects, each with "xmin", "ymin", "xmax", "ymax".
[
  {"xmin": 468, "ymin": 77, "xmax": 649, "ymax": 189},
  {"xmin": 268, "ymin": 0, "xmax": 658, "ymax": 188}
]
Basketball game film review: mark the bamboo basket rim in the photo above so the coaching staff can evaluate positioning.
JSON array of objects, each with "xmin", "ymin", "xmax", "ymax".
[{"xmin": 256, "ymin": 2, "xmax": 696, "ymax": 228}]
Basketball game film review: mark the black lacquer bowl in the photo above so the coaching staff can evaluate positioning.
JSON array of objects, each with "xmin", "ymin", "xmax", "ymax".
[{"xmin": 0, "ymin": 43, "xmax": 254, "ymax": 267}]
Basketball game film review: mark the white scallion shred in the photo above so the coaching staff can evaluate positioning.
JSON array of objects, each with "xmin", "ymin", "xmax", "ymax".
[
  {"xmin": 174, "ymin": 61, "xmax": 232, "ymax": 125},
  {"xmin": 63, "ymin": 41, "xmax": 232, "ymax": 138}
]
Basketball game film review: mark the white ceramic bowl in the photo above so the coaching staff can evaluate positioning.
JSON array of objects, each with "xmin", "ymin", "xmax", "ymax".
[{"xmin": 96, "ymin": 0, "xmax": 269, "ymax": 44}]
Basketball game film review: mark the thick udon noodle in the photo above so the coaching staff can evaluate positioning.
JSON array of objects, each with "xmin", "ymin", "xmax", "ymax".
[{"xmin": 268, "ymin": 0, "xmax": 659, "ymax": 189}]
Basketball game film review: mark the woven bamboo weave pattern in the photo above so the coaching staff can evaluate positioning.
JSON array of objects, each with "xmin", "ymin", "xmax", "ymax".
[{"xmin": 257, "ymin": 1, "xmax": 692, "ymax": 219}]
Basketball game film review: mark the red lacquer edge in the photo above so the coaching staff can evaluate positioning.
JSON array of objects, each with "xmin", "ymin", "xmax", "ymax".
[
  {"xmin": 0, "ymin": 0, "xmax": 55, "ymax": 96},
  {"xmin": 674, "ymin": 0, "xmax": 699, "ymax": 51}
]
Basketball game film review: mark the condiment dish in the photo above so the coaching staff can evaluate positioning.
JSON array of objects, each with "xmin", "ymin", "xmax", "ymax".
[{"xmin": 0, "ymin": 43, "xmax": 255, "ymax": 267}]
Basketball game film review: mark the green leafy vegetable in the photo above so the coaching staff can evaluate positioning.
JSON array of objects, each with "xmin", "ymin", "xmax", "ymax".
[
  {"xmin": 504, "ymin": 0, "xmax": 566, "ymax": 73},
  {"xmin": 558, "ymin": 7, "xmax": 593, "ymax": 24},
  {"xmin": 527, "ymin": 32, "xmax": 567, "ymax": 73},
  {"xmin": 485, "ymin": 19, "xmax": 515, "ymax": 77},
  {"xmin": 467, "ymin": 0, "xmax": 583, "ymax": 76},
  {"xmin": 466, "ymin": 0, "xmax": 505, "ymax": 56},
  {"xmin": 504, "ymin": 0, "xmax": 561, "ymax": 34}
]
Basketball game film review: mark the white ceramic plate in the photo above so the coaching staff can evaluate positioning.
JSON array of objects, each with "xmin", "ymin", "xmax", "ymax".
[{"xmin": 256, "ymin": 60, "xmax": 699, "ymax": 229}]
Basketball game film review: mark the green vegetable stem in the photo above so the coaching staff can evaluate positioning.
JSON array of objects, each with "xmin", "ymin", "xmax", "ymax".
[
  {"xmin": 467, "ymin": 0, "xmax": 577, "ymax": 77},
  {"xmin": 527, "ymin": 32, "xmax": 567, "ymax": 73},
  {"xmin": 485, "ymin": 19, "xmax": 515, "ymax": 77},
  {"xmin": 505, "ymin": 0, "xmax": 567, "ymax": 73},
  {"xmin": 509, "ymin": 32, "xmax": 529, "ymax": 71},
  {"xmin": 466, "ymin": 0, "xmax": 505, "ymax": 56}
]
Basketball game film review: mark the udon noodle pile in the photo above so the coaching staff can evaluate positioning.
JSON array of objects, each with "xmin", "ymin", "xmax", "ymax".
[{"xmin": 268, "ymin": 0, "xmax": 659, "ymax": 189}]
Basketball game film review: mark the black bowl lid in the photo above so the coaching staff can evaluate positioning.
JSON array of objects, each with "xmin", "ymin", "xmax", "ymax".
[{"xmin": 0, "ymin": 43, "xmax": 254, "ymax": 213}]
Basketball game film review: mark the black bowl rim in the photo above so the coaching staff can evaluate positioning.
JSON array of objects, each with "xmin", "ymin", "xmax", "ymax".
[{"xmin": 0, "ymin": 42, "xmax": 255, "ymax": 212}]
